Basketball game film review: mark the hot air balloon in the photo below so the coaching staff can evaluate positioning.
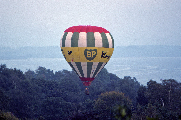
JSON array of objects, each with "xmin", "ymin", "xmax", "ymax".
[{"xmin": 60, "ymin": 25, "xmax": 114, "ymax": 87}]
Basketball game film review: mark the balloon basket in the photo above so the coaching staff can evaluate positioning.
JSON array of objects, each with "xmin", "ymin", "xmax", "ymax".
[{"xmin": 85, "ymin": 87, "xmax": 89, "ymax": 95}]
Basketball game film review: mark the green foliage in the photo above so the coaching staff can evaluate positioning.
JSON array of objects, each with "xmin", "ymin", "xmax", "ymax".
[
  {"xmin": 94, "ymin": 91, "xmax": 132, "ymax": 119},
  {"xmin": 0, "ymin": 90, "xmax": 9, "ymax": 110},
  {"xmin": 133, "ymin": 79, "xmax": 181, "ymax": 120},
  {"xmin": 114, "ymin": 105, "xmax": 132, "ymax": 120},
  {"xmin": 1, "ymin": 64, "xmax": 181, "ymax": 120},
  {"xmin": 116, "ymin": 76, "xmax": 140, "ymax": 106},
  {"xmin": 0, "ymin": 111, "xmax": 19, "ymax": 120},
  {"xmin": 136, "ymin": 85, "xmax": 148, "ymax": 106},
  {"xmin": 146, "ymin": 116, "xmax": 159, "ymax": 120},
  {"xmin": 41, "ymin": 97, "xmax": 74, "ymax": 120}
]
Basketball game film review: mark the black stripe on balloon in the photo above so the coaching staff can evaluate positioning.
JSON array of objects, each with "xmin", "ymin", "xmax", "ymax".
[
  {"xmin": 62, "ymin": 32, "xmax": 68, "ymax": 47},
  {"xmin": 92, "ymin": 62, "xmax": 103, "ymax": 78},
  {"xmin": 71, "ymin": 32, "xmax": 79, "ymax": 47},
  {"xmin": 87, "ymin": 32, "xmax": 95, "ymax": 47},
  {"xmin": 68, "ymin": 62, "xmax": 79, "ymax": 76},
  {"xmin": 75, "ymin": 62, "xmax": 84, "ymax": 78},
  {"xmin": 109, "ymin": 33, "xmax": 114, "ymax": 48},
  {"xmin": 87, "ymin": 62, "xmax": 93, "ymax": 78},
  {"xmin": 101, "ymin": 32, "xmax": 109, "ymax": 48}
]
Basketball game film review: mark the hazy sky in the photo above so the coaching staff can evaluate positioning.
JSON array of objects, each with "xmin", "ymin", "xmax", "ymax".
[{"xmin": 0, "ymin": 0, "xmax": 181, "ymax": 47}]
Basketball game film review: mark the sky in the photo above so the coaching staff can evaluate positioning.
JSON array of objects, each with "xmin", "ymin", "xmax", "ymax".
[{"xmin": 0, "ymin": 0, "xmax": 181, "ymax": 48}]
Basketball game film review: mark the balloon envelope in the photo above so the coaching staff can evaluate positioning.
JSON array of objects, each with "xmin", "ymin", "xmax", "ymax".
[{"xmin": 60, "ymin": 25, "xmax": 114, "ymax": 86}]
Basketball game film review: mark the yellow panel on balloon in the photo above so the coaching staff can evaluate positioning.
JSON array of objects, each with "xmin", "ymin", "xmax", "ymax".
[{"xmin": 61, "ymin": 47, "xmax": 114, "ymax": 62}]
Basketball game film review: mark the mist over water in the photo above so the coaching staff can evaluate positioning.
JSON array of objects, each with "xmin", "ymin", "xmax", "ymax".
[
  {"xmin": 106, "ymin": 57, "xmax": 181, "ymax": 85},
  {"xmin": 1, "ymin": 57, "xmax": 181, "ymax": 85}
]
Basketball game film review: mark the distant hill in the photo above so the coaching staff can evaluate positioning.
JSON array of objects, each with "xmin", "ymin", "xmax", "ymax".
[
  {"xmin": 0, "ymin": 45, "xmax": 181, "ymax": 60},
  {"xmin": 112, "ymin": 45, "xmax": 181, "ymax": 58},
  {"xmin": 0, "ymin": 46, "xmax": 62, "ymax": 60}
]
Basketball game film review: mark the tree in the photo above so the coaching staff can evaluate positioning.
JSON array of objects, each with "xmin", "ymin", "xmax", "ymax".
[
  {"xmin": 24, "ymin": 69, "xmax": 36, "ymax": 80},
  {"xmin": 0, "ymin": 111, "xmax": 19, "ymax": 120},
  {"xmin": 0, "ymin": 90, "xmax": 9, "ymax": 110},
  {"xmin": 35, "ymin": 66, "xmax": 54, "ymax": 80},
  {"xmin": 114, "ymin": 104, "xmax": 132, "ymax": 120},
  {"xmin": 94, "ymin": 91, "xmax": 132, "ymax": 119},
  {"xmin": 41, "ymin": 97, "xmax": 74, "ymax": 120},
  {"xmin": 136, "ymin": 85, "xmax": 148, "ymax": 106},
  {"xmin": 134, "ymin": 79, "xmax": 181, "ymax": 120}
]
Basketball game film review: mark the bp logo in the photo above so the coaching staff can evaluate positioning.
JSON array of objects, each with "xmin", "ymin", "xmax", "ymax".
[{"xmin": 84, "ymin": 49, "xmax": 97, "ymax": 61}]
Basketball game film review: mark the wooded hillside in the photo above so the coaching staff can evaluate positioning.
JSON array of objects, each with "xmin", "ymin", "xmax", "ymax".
[{"xmin": 0, "ymin": 64, "xmax": 181, "ymax": 120}]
